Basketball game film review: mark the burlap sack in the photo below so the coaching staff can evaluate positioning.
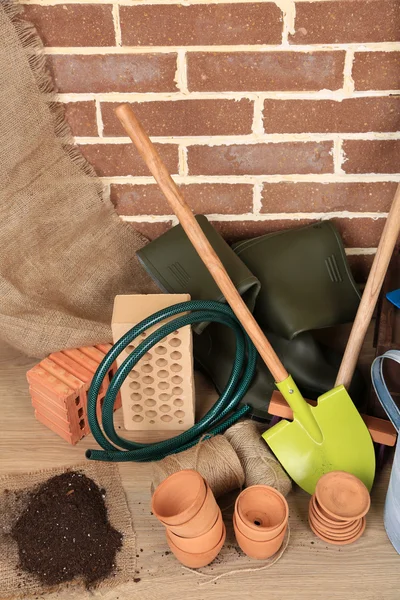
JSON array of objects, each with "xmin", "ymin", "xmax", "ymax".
[
  {"xmin": 0, "ymin": 1, "xmax": 158, "ymax": 358},
  {"xmin": 0, "ymin": 463, "xmax": 136, "ymax": 599}
]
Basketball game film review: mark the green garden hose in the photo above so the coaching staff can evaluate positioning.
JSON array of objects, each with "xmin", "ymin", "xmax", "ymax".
[{"xmin": 86, "ymin": 300, "xmax": 257, "ymax": 462}]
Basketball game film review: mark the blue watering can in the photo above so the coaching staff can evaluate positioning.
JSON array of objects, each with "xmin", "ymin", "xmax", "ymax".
[{"xmin": 371, "ymin": 350, "xmax": 400, "ymax": 554}]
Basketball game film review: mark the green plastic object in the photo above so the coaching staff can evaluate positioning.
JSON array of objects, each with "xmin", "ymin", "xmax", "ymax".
[
  {"xmin": 233, "ymin": 221, "xmax": 361, "ymax": 340},
  {"xmin": 137, "ymin": 215, "xmax": 261, "ymax": 334},
  {"xmin": 262, "ymin": 376, "xmax": 376, "ymax": 494},
  {"xmin": 85, "ymin": 300, "xmax": 256, "ymax": 462}
]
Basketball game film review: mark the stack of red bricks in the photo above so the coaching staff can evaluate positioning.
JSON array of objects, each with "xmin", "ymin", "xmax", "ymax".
[
  {"xmin": 27, "ymin": 344, "xmax": 121, "ymax": 445},
  {"xmin": 22, "ymin": 0, "xmax": 400, "ymax": 282}
]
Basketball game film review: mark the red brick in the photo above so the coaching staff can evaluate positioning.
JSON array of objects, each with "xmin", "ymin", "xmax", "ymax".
[
  {"xmin": 347, "ymin": 254, "xmax": 374, "ymax": 283},
  {"xmin": 128, "ymin": 221, "xmax": 173, "ymax": 240},
  {"xmin": 353, "ymin": 52, "xmax": 400, "ymax": 91},
  {"xmin": 111, "ymin": 183, "xmax": 253, "ymax": 215},
  {"xmin": 78, "ymin": 144, "xmax": 179, "ymax": 177},
  {"xmin": 187, "ymin": 142, "xmax": 333, "ymax": 176},
  {"xmin": 263, "ymin": 97, "xmax": 400, "ymax": 133},
  {"xmin": 120, "ymin": 4, "xmax": 282, "ymax": 46},
  {"xmin": 187, "ymin": 51, "xmax": 345, "ymax": 92},
  {"xmin": 211, "ymin": 217, "xmax": 385, "ymax": 247},
  {"xmin": 101, "ymin": 100, "xmax": 254, "ymax": 137},
  {"xmin": 261, "ymin": 182, "xmax": 397, "ymax": 213},
  {"xmin": 22, "ymin": 5, "xmax": 115, "ymax": 47},
  {"xmin": 290, "ymin": 0, "xmax": 400, "ymax": 44},
  {"xmin": 342, "ymin": 140, "xmax": 400, "ymax": 173},
  {"xmin": 62, "ymin": 101, "xmax": 97, "ymax": 137},
  {"xmin": 48, "ymin": 54, "xmax": 177, "ymax": 94}
]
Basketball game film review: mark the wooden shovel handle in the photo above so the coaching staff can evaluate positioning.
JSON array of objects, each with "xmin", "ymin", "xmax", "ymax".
[
  {"xmin": 336, "ymin": 184, "xmax": 400, "ymax": 388},
  {"xmin": 115, "ymin": 104, "xmax": 288, "ymax": 383}
]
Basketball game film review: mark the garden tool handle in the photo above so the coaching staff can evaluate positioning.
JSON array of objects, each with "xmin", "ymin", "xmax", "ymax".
[
  {"xmin": 336, "ymin": 183, "xmax": 400, "ymax": 389},
  {"xmin": 115, "ymin": 103, "xmax": 288, "ymax": 383}
]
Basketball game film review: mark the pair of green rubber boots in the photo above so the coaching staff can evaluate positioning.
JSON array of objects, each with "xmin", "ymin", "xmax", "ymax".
[{"xmin": 137, "ymin": 217, "xmax": 364, "ymax": 421}]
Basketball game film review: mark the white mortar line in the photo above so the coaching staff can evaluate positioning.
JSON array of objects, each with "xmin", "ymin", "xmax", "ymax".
[
  {"xmin": 102, "ymin": 174, "xmax": 400, "ymax": 184},
  {"xmin": 178, "ymin": 146, "xmax": 189, "ymax": 177},
  {"xmin": 252, "ymin": 97, "xmax": 265, "ymax": 136},
  {"xmin": 333, "ymin": 137, "xmax": 345, "ymax": 174},
  {"xmin": 252, "ymin": 183, "xmax": 263, "ymax": 215},
  {"xmin": 95, "ymin": 100, "xmax": 104, "ymax": 137},
  {"xmin": 74, "ymin": 132, "xmax": 400, "ymax": 146},
  {"xmin": 120, "ymin": 212, "xmax": 388, "ymax": 222},
  {"xmin": 343, "ymin": 49, "xmax": 355, "ymax": 96},
  {"xmin": 112, "ymin": 4, "xmax": 122, "ymax": 47},
  {"xmin": 345, "ymin": 248, "xmax": 377, "ymax": 255},
  {"xmin": 42, "ymin": 43, "xmax": 400, "ymax": 55},
  {"xmin": 56, "ymin": 90, "xmax": 400, "ymax": 102},
  {"xmin": 175, "ymin": 50, "xmax": 189, "ymax": 94},
  {"xmin": 276, "ymin": 0, "xmax": 296, "ymax": 46}
]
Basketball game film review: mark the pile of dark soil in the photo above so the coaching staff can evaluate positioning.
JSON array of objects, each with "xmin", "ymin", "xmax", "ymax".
[{"xmin": 11, "ymin": 471, "xmax": 122, "ymax": 587}]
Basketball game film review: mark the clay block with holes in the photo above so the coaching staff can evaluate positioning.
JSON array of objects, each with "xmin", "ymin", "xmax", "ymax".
[
  {"xmin": 112, "ymin": 294, "xmax": 195, "ymax": 432},
  {"xmin": 26, "ymin": 344, "xmax": 121, "ymax": 445}
]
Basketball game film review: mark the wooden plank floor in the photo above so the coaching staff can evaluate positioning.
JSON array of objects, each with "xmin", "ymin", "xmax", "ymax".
[{"xmin": 0, "ymin": 342, "xmax": 398, "ymax": 600}]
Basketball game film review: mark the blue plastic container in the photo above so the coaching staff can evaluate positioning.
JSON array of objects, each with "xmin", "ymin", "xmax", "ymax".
[{"xmin": 371, "ymin": 349, "xmax": 400, "ymax": 554}]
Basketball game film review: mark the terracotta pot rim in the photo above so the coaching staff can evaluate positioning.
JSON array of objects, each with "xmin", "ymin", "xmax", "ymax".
[
  {"xmin": 311, "ymin": 495, "xmax": 350, "ymax": 525},
  {"xmin": 309, "ymin": 511, "xmax": 362, "ymax": 539},
  {"xmin": 309, "ymin": 499, "xmax": 358, "ymax": 532},
  {"xmin": 152, "ymin": 470, "xmax": 206, "ymax": 526},
  {"xmin": 309, "ymin": 516, "xmax": 366, "ymax": 545},
  {"xmin": 235, "ymin": 507, "xmax": 286, "ymax": 541},
  {"xmin": 233, "ymin": 513, "xmax": 286, "ymax": 545},
  {"xmin": 315, "ymin": 471, "xmax": 370, "ymax": 521},
  {"xmin": 164, "ymin": 481, "xmax": 219, "ymax": 537},
  {"xmin": 236, "ymin": 485, "xmax": 289, "ymax": 533},
  {"xmin": 167, "ymin": 511, "xmax": 223, "ymax": 553},
  {"xmin": 167, "ymin": 521, "xmax": 226, "ymax": 567},
  {"xmin": 233, "ymin": 514, "xmax": 286, "ymax": 560}
]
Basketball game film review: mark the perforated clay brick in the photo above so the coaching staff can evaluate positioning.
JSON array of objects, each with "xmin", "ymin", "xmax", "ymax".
[{"xmin": 112, "ymin": 294, "xmax": 195, "ymax": 433}]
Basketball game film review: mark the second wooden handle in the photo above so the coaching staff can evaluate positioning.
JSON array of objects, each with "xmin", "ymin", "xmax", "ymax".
[{"xmin": 115, "ymin": 103, "xmax": 288, "ymax": 383}]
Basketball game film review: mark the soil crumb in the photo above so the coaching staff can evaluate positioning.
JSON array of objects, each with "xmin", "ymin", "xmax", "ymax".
[{"xmin": 11, "ymin": 471, "xmax": 122, "ymax": 587}]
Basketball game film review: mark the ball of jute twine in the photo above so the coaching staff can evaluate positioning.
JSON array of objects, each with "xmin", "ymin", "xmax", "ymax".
[
  {"xmin": 225, "ymin": 420, "xmax": 292, "ymax": 497},
  {"xmin": 151, "ymin": 434, "xmax": 245, "ymax": 498}
]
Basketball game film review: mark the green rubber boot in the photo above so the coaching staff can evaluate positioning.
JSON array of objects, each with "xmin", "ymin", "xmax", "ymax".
[
  {"xmin": 233, "ymin": 221, "xmax": 361, "ymax": 340},
  {"xmin": 137, "ymin": 218, "xmax": 365, "ymax": 419}
]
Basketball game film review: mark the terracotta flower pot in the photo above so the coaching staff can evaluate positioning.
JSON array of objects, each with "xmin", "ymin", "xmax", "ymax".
[
  {"xmin": 167, "ymin": 511, "xmax": 223, "ymax": 553},
  {"xmin": 152, "ymin": 469, "xmax": 206, "ymax": 526},
  {"xmin": 166, "ymin": 481, "xmax": 219, "ymax": 538},
  {"xmin": 236, "ymin": 485, "xmax": 288, "ymax": 540},
  {"xmin": 315, "ymin": 471, "xmax": 370, "ymax": 521},
  {"xmin": 166, "ymin": 523, "xmax": 226, "ymax": 568},
  {"xmin": 233, "ymin": 513, "xmax": 286, "ymax": 560}
]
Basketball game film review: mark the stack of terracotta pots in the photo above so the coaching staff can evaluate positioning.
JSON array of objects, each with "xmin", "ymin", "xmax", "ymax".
[
  {"xmin": 309, "ymin": 471, "xmax": 370, "ymax": 545},
  {"xmin": 233, "ymin": 485, "xmax": 289, "ymax": 559},
  {"xmin": 151, "ymin": 469, "xmax": 225, "ymax": 568}
]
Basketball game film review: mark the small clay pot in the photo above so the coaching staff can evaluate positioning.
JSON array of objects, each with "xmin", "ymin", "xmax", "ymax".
[
  {"xmin": 166, "ymin": 482, "xmax": 219, "ymax": 538},
  {"xmin": 236, "ymin": 485, "xmax": 288, "ymax": 539},
  {"xmin": 315, "ymin": 471, "xmax": 370, "ymax": 521},
  {"xmin": 235, "ymin": 507, "xmax": 286, "ymax": 542},
  {"xmin": 152, "ymin": 470, "xmax": 206, "ymax": 526},
  {"xmin": 309, "ymin": 516, "xmax": 366, "ymax": 546},
  {"xmin": 233, "ymin": 514, "xmax": 286, "ymax": 560},
  {"xmin": 167, "ymin": 511, "xmax": 223, "ymax": 553},
  {"xmin": 166, "ymin": 523, "xmax": 226, "ymax": 568}
]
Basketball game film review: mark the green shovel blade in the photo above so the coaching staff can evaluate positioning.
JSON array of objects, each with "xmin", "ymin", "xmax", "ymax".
[{"xmin": 262, "ymin": 378, "xmax": 376, "ymax": 495}]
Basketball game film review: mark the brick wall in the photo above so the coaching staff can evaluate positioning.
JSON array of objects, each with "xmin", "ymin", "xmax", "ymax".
[{"xmin": 21, "ymin": 0, "xmax": 400, "ymax": 281}]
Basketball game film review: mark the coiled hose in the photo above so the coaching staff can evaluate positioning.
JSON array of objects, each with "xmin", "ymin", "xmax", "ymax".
[{"xmin": 86, "ymin": 300, "xmax": 257, "ymax": 462}]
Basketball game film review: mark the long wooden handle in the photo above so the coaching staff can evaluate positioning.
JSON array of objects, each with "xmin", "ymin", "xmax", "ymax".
[
  {"xmin": 115, "ymin": 104, "xmax": 288, "ymax": 383},
  {"xmin": 336, "ymin": 184, "xmax": 400, "ymax": 388}
]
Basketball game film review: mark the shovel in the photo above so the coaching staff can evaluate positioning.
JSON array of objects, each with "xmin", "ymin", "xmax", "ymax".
[{"xmin": 115, "ymin": 104, "xmax": 380, "ymax": 494}]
